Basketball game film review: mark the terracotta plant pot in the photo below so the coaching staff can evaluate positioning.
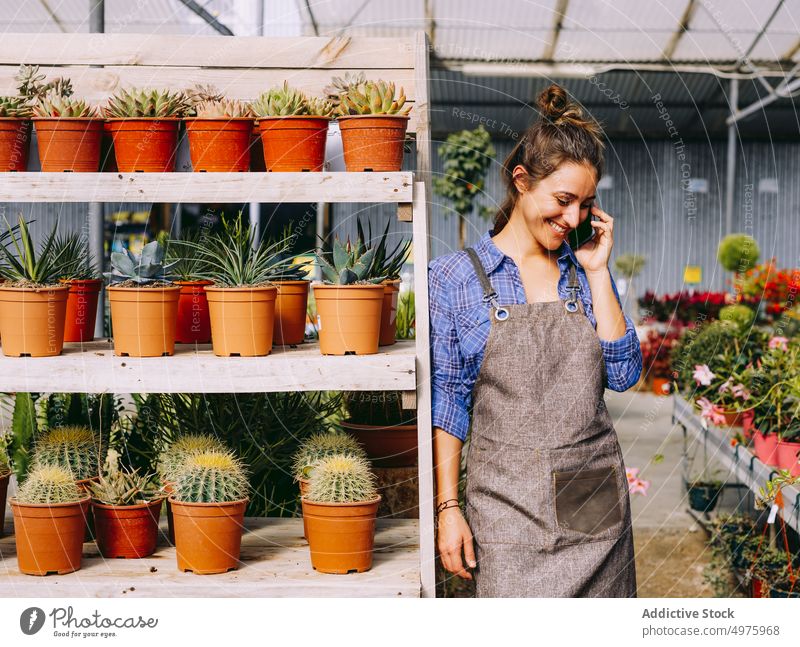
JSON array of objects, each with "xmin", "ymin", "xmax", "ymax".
[
  {"xmin": 0, "ymin": 117, "xmax": 31, "ymax": 171},
  {"xmin": 0, "ymin": 470, "xmax": 9, "ymax": 537},
  {"xmin": 106, "ymin": 118, "xmax": 180, "ymax": 172},
  {"xmin": 10, "ymin": 496, "xmax": 90, "ymax": 575},
  {"xmin": 175, "ymin": 280, "xmax": 212, "ymax": 344},
  {"xmin": 33, "ymin": 118, "xmax": 103, "ymax": 172},
  {"xmin": 341, "ymin": 420, "xmax": 418, "ymax": 468},
  {"xmin": 107, "ymin": 285, "xmax": 181, "ymax": 357},
  {"xmin": 302, "ymin": 495, "xmax": 381, "ymax": 574},
  {"xmin": 337, "ymin": 115, "xmax": 409, "ymax": 172},
  {"xmin": 298, "ymin": 478, "xmax": 310, "ymax": 540},
  {"xmin": 258, "ymin": 116, "xmax": 330, "ymax": 171},
  {"xmin": 776, "ymin": 440, "xmax": 800, "ymax": 476},
  {"xmin": 61, "ymin": 279, "xmax": 101, "ymax": 343},
  {"xmin": 274, "ymin": 280, "xmax": 310, "ymax": 346},
  {"xmin": 753, "ymin": 430, "xmax": 779, "ymax": 466},
  {"xmin": 718, "ymin": 410, "xmax": 746, "ymax": 427},
  {"xmin": 379, "ymin": 280, "xmax": 401, "ymax": 346},
  {"xmin": 313, "ymin": 284, "xmax": 384, "ymax": 355},
  {"xmin": 651, "ymin": 376, "xmax": 671, "ymax": 396},
  {"xmin": 170, "ymin": 497, "xmax": 248, "ymax": 574},
  {"xmin": 0, "ymin": 285, "xmax": 69, "ymax": 357},
  {"xmin": 205, "ymin": 285, "xmax": 277, "ymax": 357},
  {"xmin": 185, "ymin": 118, "xmax": 254, "ymax": 172},
  {"xmin": 92, "ymin": 498, "xmax": 163, "ymax": 559}
]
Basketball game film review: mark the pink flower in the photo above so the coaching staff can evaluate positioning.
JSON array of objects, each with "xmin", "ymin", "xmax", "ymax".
[
  {"xmin": 626, "ymin": 468, "xmax": 650, "ymax": 496},
  {"xmin": 693, "ymin": 364, "xmax": 715, "ymax": 386},
  {"xmin": 731, "ymin": 383, "xmax": 751, "ymax": 400},
  {"xmin": 769, "ymin": 336, "xmax": 789, "ymax": 351},
  {"xmin": 697, "ymin": 397, "xmax": 727, "ymax": 426},
  {"xmin": 717, "ymin": 378, "xmax": 732, "ymax": 394}
]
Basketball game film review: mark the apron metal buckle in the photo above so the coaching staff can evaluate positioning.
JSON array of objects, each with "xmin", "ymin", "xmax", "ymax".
[
  {"xmin": 483, "ymin": 291, "xmax": 509, "ymax": 321},
  {"xmin": 565, "ymin": 288, "xmax": 580, "ymax": 313}
]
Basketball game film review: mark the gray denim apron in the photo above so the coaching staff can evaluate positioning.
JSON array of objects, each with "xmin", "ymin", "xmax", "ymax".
[{"xmin": 463, "ymin": 247, "xmax": 637, "ymax": 598}]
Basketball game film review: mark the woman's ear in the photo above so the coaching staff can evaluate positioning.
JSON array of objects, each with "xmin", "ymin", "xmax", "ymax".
[{"xmin": 511, "ymin": 164, "xmax": 530, "ymax": 194}]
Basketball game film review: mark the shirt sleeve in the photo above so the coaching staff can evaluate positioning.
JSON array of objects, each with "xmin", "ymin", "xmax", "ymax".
[
  {"xmin": 599, "ymin": 270, "xmax": 643, "ymax": 392},
  {"xmin": 428, "ymin": 261, "xmax": 471, "ymax": 442}
]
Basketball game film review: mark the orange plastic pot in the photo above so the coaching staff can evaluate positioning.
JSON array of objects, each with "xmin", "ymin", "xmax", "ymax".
[
  {"xmin": 302, "ymin": 495, "xmax": 381, "ymax": 574},
  {"xmin": 379, "ymin": 279, "xmax": 401, "ymax": 346},
  {"xmin": 33, "ymin": 118, "xmax": 103, "ymax": 172},
  {"xmin": 205, "ymin": 285, "xmax": 277, "ymax": 357},
  {"xmin": 106, "ymin": 118, "xmax": 180, "ymax": 172},
  {"xmin": 170, "ymin": 497, "xmax": 248, "ymax": 574},
  {"xmin": 651, "ymin": 376, "xmax": 671, "ymax": 396},
  {"xmin": 337, "ymin": 115, "xmax": 409, "ymax": 172},
  {"xmin": 776, "ymin": 440, "xmax": 800, "ymax": 476},
  {"xmin": 258, "ymin": 116, "xmax": 330, "ymax": 171},
  {"xmin": 175, "ymin": 280, "xmax": 212, "ymax": 344},
  {"xmin": 10, "ymin": 496, "xmax": 90, "ymax": 576},
  {"xmin": 274, "ymin": 280, "xmax": 310, "ymax": 346},
  {"xmin": 0, "ymin": 117, "xmax": 31, "ymax": 171},
  {"xmin": 313, "ymin": 284, "xmax": 384, "ymax": 355},
  {"xmin": 298, "ymin": 478, "xmax": 310, "ymax": 540},
  {"xmin": 753, "ymin": 430, "xmax": 779, "ymax": 466},
  {"xmin": 61, "ymin": 278, "xmax": 101, "ymax": 343},
  {"xmin": 107, "ymin": 285, "xmax": 181, "ymax": 357},
  {"xmin": 92, "ymin": 498, "xmax": 163, "ymax": 559},
  {"xmin": 0, "ymin": 471, "xmax": 9, "ymax": 537},
  {"xmin": 719, "ymin": 410, "xmax": 746, "ymax": 427},
  {"xmin": 341, "ymin": 420, "xmax": 418, "ymax": 468},
  {"xmin": 0, "ymin": 285, "xmax": 68, "ymax": 357},
  {"xmin": 185, "ymin": 118, "xmax": 254, "ymax": 172}
]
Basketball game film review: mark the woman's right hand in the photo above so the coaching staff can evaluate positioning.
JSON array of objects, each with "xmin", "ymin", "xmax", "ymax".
[{"xmin": 437, "ymin": 507, "xmax": 476, "ymax": 580}]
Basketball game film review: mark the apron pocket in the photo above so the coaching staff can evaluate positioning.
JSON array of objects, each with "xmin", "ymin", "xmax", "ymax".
[{"xmin": 553, "ymin": 465, "xmax": 623, "ymax": 537}]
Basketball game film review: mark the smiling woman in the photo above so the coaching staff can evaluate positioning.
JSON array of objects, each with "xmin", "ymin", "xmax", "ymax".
[{"xmin": 429, "ymin": 84, "xmax": 642, "ymax": 598}]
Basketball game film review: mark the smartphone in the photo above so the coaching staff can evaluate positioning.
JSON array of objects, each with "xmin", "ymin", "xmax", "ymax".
[{"xmin": 568, "ymin": 203, "xmax": 596, "ymax": 250}]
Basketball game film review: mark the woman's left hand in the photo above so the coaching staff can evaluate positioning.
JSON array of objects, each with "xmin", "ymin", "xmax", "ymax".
[{"xmin": 574, "ymin": 206, "xmax": 614, "ymax": 274}]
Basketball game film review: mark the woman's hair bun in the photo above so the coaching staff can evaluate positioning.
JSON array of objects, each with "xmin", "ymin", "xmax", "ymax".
[{"xmin": 536, "ymin": 83, "xmax": 600, "ymax": 135}]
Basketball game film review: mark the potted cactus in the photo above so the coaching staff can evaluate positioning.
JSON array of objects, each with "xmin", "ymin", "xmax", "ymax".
[
  {"xmin": 301, "ymin": 453, "xmax": 381, "ymax": 574},
  {"xmin": 328, "ymin": 77, "xmax": 411, "ymax": 172},
  {"xmin": 313, "ymin": 234, "xmax": 390, "ymax": 355},
  {"xmin": 105, "ymin": 240, "xmax": 181, "ymax": 357},
  {"xmin": 32, "ymin": 425, "xmax": 100, "ymax": 486},
  {"xmin": 88, "ymin": 449, "xmax": 164, "ymax": 559},
  {"xmin": 10, "ymin": 465, "xmax": 91, "ymax": 575},
  {"xmin": 164, "ymin": 231, "xmax": 213, "ymax": 345},
  {"xmin": 341, "ymin": 391, "xmax": 417, "ymax": 467},
  {"xmin": 103, "ymin": 87, "xmax": 189, "ymax": 172},
  {"xmin": 0, "ymin": 437, "xmax": 11, "ymax": 536},
  {"xmin": 56, "ymin": 233, "xmax": 101, "ymax": 343},
  {"xmin": 184, "ymin": 85, "xmax": 255, "ymax": 172},
  {"xmin": 182, "ymin": 217, "xmax": 299, "ymax": 357},
  {"xmin": 0, "ymin": 216, "xmax": 70, "ymax": 357},
  {"xmin": 252, "ymin": 82, "xmax": 335, "ymax": 172},
  {"xmin": 169, "ymin": 449, "xmax": 250, "ymax": 574}
]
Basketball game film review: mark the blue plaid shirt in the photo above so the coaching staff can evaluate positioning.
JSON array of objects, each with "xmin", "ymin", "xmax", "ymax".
[{"xmin": 428, "ymin": 229, "xmax": 642, "ymax": 442}]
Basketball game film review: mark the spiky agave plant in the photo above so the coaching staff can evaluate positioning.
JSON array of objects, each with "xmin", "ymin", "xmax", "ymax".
[
  {"xmin": 53, "ymin": 233, "xmax": 97, "ymax": 281},
  {"xmin": 171, "ymin": 449, "xmax": 250, "ymax": 503},
  {"xmin": 32, "ymin": 425, "xmax": 99, "ymax": 481},
  {"xmin": 32, "ymin": 95, "xmax": 97, "ymax": 118},
  {"xmin": 291, "ymin": 430, "xmax": 365, "ymax": 481},
  {"xmin": 337, "ymin": 79, "xmax": 411, "ymax": 117},
  {"xmin": 356, "ymin": 217, "xmax": 411, "ymax": 281},
  {"xmin": 16, "ymin": 464, "xmax": 86, "ymax": 504},
  {"xmin": 252, "ymin": 81, "xmax": 311, "ymax": 117},
  {"xmin": 314, "ymin": 234, "xmax": 389, "ymax": 285},
  {"xmin": 305, "ymin": 453, "xmax": 377, "ymax": 503},
  {"xmin": 88, "ymin": 449, "xmax": 161, "ymax": 506},
  {"xmin": 104, "ymin": 240, "xmax": 177, "ymax": 286},
  {"xmin": 0, "ymin": 215, "xmax": 69, "ymax": 286},
  {"xmin": 156, "ymin": 433, "xmax": 227, "ymax": 484},
  {"xmin": 104, "ymin": 88, "xmax": 190, "ymax": 119}
]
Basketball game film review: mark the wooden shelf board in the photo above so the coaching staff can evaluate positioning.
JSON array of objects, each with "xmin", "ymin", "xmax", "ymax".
[
  {"xmin": 0, "ymin": 517, "xmax": 420, "ymax": 598},
  {"xmin": 0, "ymin": 340, "xmax": 417, "ymax": 394}
]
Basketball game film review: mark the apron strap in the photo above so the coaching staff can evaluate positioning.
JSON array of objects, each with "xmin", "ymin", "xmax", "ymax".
[{"xmin": 465, "ymin": 247, "xmax": 509, "ymax": 321}]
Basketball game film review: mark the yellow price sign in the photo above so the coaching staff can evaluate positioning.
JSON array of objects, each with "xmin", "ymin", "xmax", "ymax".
[{"xmin": 683, "ymin": 265, "xmax": 702, "ymax": 285}]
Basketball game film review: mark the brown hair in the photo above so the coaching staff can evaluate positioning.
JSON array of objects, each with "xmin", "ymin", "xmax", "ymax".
[{"xmin": 493, "ymin": 84, "xmax": 605, "ymax": 234}]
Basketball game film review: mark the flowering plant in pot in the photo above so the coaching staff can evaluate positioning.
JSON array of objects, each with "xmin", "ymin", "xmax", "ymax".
[
  {"xmin": 104, "ymin": 240, "xmax": 180, "ymax": 357},
  {"xmin": 170, "ymin": 449, "xmax": 250, "ymax": 574},
  {"xmin": 164, "ymin": 231, "xmax": 213, "ymax": 344},
  {"xmin": 313, "ymin": 234, "xmax": 390, "ymax": 355},
  {"xmin": 87, "ymin": 449, "xmax": 164, "ymax": 559},
  {"xmin": 55, "ymin": 233, "xmax": 101, "ymax": 343},
  {"xmin": 0, "ymin": 216, "xmax": 70, "ymax": 357},
  {"xmin": 340, "ymin": 391, "xmax": 417, "ymax": 467},
  {"xmin": 183, "ymin": 217, "xmax": 297, "ymax": 356},
  {"xmin": 184, "ymin": 84, "xmax": 255, "ymax": 172},
  {"xmin": 10, "ymin": 465, "xmax": 90, "ymax": 575},
  {"xmin": 302, "ymin": 453, "xmax": 381, "ymax": 574},
  {"xmin": 639, "ymin": 329, "xmax": 679, "ymax": 395},
  {"xmin": 329, "ymin": 77, "xmax": 412, "ymax": 172},
  {"xmin": 103, "ymin": 88, "xmax": 190, "ymax": 172},
  {"xmin": 252, "ymin": 81, "xmax": 335, "ymax": 172},
  {"xmin": 0, "ymin": 437, "xmax": 11, "ymax": 536}
]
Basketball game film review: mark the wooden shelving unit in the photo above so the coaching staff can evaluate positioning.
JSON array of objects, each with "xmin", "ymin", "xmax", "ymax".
[{"xmin": 0, "ymin": 32, "xmax": 435, "ymax": 597}]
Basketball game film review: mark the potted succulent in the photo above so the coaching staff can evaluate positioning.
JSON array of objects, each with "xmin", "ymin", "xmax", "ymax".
[
  {"xmin": 88, "ymin": 449, "xmax": 164, "ymax": 559},
  {"xmin": 0, "ymin": 437, "xmax": 11, "ymax": 536},
  {"xmin": 313, "ymin": 234, "xmax": 391, "ymax": 355},
  {"xmin": 104, "ymin": 240, "xmax": 181, "ymax": 357},
  {"xmin": 252, "ymin": 82, "xmax": 335, "ymax": 172},
  {"xmin": 183, "ymin": 217, "xmax": 297, "ymax": 357},
  {"xmin": 184, "ymin": 85, "xmax": 255, "ymax": 172},
  {"xmin": 330, "ymin": 78, "xmax": 412, "ymax": 172},
  {"xmin": 170, "ymin": 449, "xmax": 250, "ymax": 574},
  {"xmin": 0, "ymin": 95, "xmax": 31, "ymax": 171},
  {"xmin": 10, "ymin": 465, "xmax": 90, "ymax": 575},
  {"xmin": 164, "ymin": 231, "xmax": 213, "ymax": 344},
  {"xmin": 56, "ymin": 233, "xmax": 101, "ymax": 343},
  {"xmin": 0, "ymin": 216, "xmax": 70, "ymax": 357},
  {"xmin": 269, "ymin": 225, "xmax": 312, "ymax": 346},
  {"xmin": 103, "ymin": 87, "xmax": 189, "ymax": 172},
  {"xmin": 302, "ymin": 453, "xmax": 381, "ymax": 574}
]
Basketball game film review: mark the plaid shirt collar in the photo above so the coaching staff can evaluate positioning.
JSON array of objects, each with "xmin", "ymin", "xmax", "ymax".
[{"xmin": 473, "ymin": 229, "xmax": 578, "ymax": 275}]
